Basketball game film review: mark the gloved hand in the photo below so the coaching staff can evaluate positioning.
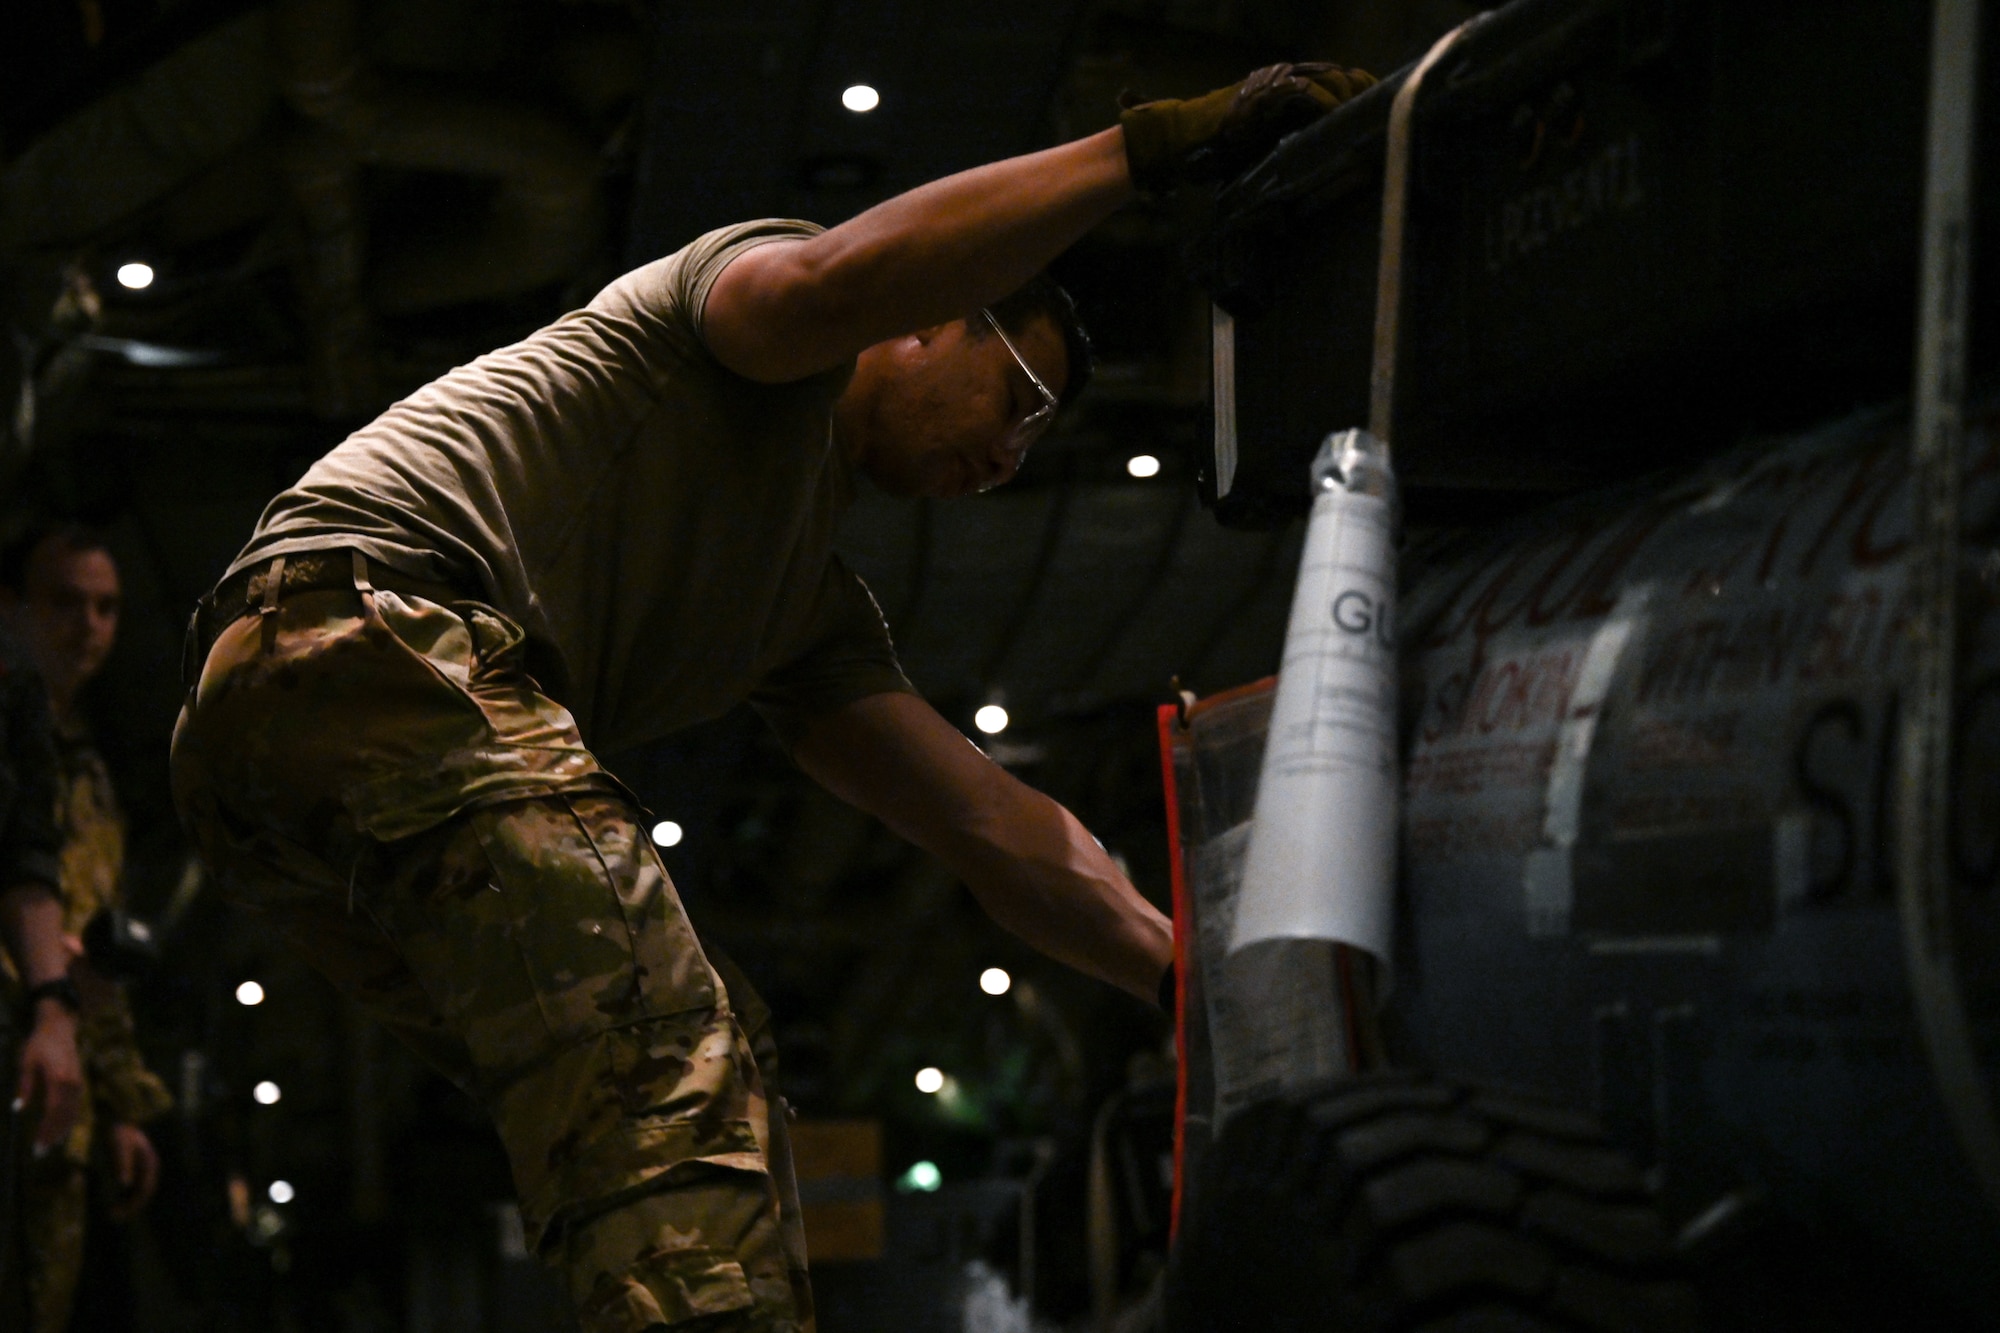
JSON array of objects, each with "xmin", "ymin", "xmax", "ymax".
[{"xmin": 1119, "ymin": 62, "xmax": 1377, "ymax": 193}]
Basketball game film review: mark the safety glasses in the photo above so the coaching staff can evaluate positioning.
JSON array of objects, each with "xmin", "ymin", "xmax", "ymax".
[{"xmin": 981, "ymin": 308, "xmax": 1059, "ymax": 456}]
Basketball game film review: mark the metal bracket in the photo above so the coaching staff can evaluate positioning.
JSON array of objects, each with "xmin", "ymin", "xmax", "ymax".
[
  {"xmin": 1210, "ymin": 304, "xmax": 1238, "ymax": 500},
  {"xmin": 1370, "ymin": 15, "xmax": 1488, "ymax": 447},
  {"xmin": 1898, "ymin": 0, "xmax": 1998, "ymax": 1215}
]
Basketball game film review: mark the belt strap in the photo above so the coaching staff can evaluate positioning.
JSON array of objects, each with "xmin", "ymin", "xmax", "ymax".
[
  {"xmin": 256, "ymin": 554, "xmax": 287, "ymax": 651},
  {"xmin": 259, "ymin": 555, "xmax": 286, "ymax": 622},
  {"xmin": 181, "ymin": 548, "xmax": 472, "ymax": 699},
  {"xmin": 351, "ymin": 549, "xmax": 376, "ymax": 617},
  {"xmin": 190, "ymin": 548, "xmax": 469, "ymax": 666}
]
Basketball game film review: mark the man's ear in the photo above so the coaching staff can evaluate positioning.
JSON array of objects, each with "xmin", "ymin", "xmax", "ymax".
[{"xmin": 909, "ymin": 320, "xmax": 960, "ymax": 348}]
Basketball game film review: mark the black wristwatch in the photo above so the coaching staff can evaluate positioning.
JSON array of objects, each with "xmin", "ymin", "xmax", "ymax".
[{"xmin": 24, "ymin": 977, "xmax": 82, "ymax": 1016}]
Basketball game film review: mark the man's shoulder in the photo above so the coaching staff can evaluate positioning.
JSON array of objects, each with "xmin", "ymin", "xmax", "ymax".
[{"xmin": 593, "ymin": 219, "xmax": 827, "ymax": 324}]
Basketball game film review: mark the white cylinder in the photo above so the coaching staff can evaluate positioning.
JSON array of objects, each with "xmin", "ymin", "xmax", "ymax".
[{"xmin": 1229, "ymin": 429, "xmax": 1399, "ymax": 968}]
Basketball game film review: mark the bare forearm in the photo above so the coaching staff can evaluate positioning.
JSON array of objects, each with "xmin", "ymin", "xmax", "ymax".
[
  {"xmin": 794, "ymin": 694, "xmax": 1172, "ymax": 1003},
  {"xmin": 798, "ymin": 128, "xmax": 1132, "ymax": 341},
  {"xmin": 0, "ymin": 885, "xmax": 69, "ymax": 986},
  {"xmin": 945, "ymin": 787, "xmax": 1173, "ymax": 1003},
  {"xmin": 707, "ymin": 128, "xmax": 1134, "ymax": 380}
]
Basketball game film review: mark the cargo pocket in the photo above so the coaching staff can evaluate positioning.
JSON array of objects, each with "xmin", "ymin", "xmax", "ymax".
[
  {"xmin": 451, "ymin": 599, "xmax": 527, "ymax": 678},
  {"xmin": 501, "ymin": 1006, "xmax": 766, "ymax": 1252},
  {"xmin": 438, "ymin": 795, "xmax": 718, "ymax": 1082},
  {"xmin": 577, "ymin": 1248, "xmax": 757, "ymax": 1333},
  {"xmin": 342, "ymin": 593, "xmax": 601, "ymax": 841}
]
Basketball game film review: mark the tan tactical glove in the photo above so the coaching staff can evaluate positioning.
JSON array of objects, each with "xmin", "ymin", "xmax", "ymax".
[{"xmin": 1119, "ymin": 62, "xmax": 1377, "ymax": 193}]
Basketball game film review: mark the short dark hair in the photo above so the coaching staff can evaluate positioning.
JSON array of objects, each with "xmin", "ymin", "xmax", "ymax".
[
  {"xmin": 976, "ymin": 274, "xmax": 1094, "ymax": 413},
  {"xmin": 0, "ymin": 522, "xmax": 114, "ymax": 594}
]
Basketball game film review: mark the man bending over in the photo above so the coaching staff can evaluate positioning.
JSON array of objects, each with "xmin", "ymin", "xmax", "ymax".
[{"xmin": 172, "ymin": 63, "xmax": 1371, "ymax": 1332}]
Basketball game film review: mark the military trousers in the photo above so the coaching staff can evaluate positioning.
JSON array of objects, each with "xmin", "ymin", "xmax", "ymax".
[
  {"xmin": 170, "ymin": 553, "xmax": 811, "ymax": 1332},
  {"xmin": 11, "ymin": 1154, "xmax": 86, "ymax": 1333}
]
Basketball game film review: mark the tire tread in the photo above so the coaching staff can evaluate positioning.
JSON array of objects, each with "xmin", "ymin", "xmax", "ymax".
[{"xmin": 1168, "ymin": 1072, "xmax": 1703, "ymax": 1333}]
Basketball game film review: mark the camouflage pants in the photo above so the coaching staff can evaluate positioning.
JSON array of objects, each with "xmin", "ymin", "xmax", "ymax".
[
  {"xmin": 9, "ymin": 1026, "xmax": 95, "ymax": 1333},
  {"xmin": 170, "ymin": 559, "xmax": 811, "ymax": 1332},
  {"xmin": 16, "ymin": 1154, "xmax": 86, "ymax": 1333}
]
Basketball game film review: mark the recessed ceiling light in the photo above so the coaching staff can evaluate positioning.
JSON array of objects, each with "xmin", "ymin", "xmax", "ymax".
[
  {"xmin": 979, "ymin": 967, "xmax": 1011, "ymax": 996},
  {"xmin": 253, "ymin": 1080, "xmax": 282, "ymax": 1105},
  {"xmin": 236, "ymin": 980, "xmax": 265, "ymax": 1006},
  {"xmin": 974, "ymin": 704, "xmax": 1009, "ymax": 735},
  {"xmin": 268, "ymin": 1180, "xmax": 295, "ymax": 1204},
  {"xmin": 914, "ymin": 1066, "xmax": 945, "ymax": 1094},
  {"xmin": 1126, "ymin": 454, "xmax": 1161, "ymax": 478},
  {"xmin": 651, "ymin": 820, "xmax": 683, "ymax": 848},
  {"xmin": 116, "ymin": 262, "xmax": 155, "ymax": 290},
  {"xmin": 842, "ymin": 84, "xmax": 880, "ymax": 113}
]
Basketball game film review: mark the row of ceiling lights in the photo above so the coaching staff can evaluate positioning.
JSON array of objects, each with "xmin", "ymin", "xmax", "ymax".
[
  {"xmin": 909, "ymin": 965, "xmax": 1011, "ymax": 1113},
  {"xmin": 898, "ymin": 921, "xmax": 1011, "ymax": 1195},
  {"xmin": 231, "ymin": 982, "xmax": 297, "ymax": 1208},
  {"xmin": 101, "ymin": 265, "xmax": 1170, "ymax": 479},
  {"xmin": 234, "ymin": 986, "xmax": 286, "ymax": 1121},
  {"xmin": 840, "ymin": 74, "xmax": 1163, "ymax": 485},
  {"xmin": 103, "ymin": 87, "xmax": 880, "ymax": 292},
  {"xmin": 109, "ymin": 249, "xmax": 1170, "ymax": 487},
  {"xmin": 844, "ymin": 72, "xmax": 1155, "ymax": 486},
  {"xmin": 242, "ymin": 948, "xmax": 1019, "ymax": 1047},
  {"xmin": 231, "ymin": 869, "xmax": 1012, "ymax": 1207}
]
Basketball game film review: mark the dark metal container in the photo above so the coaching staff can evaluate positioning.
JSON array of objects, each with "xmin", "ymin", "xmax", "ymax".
[{"xmin": 1192, "ymin": 0, "xmax": 2000, "ymax": 526}]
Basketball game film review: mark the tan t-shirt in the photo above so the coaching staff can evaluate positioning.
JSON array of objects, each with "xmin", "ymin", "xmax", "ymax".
[{"xmin": 229, "ymin": 220, "xmax": 913, "ymax": 751}]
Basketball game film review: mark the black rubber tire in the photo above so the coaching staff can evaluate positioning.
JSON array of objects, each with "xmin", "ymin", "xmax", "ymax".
[{"xmin": 1165, "ymin": 1071, "xmax": 1704, "ymax": 1333}]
